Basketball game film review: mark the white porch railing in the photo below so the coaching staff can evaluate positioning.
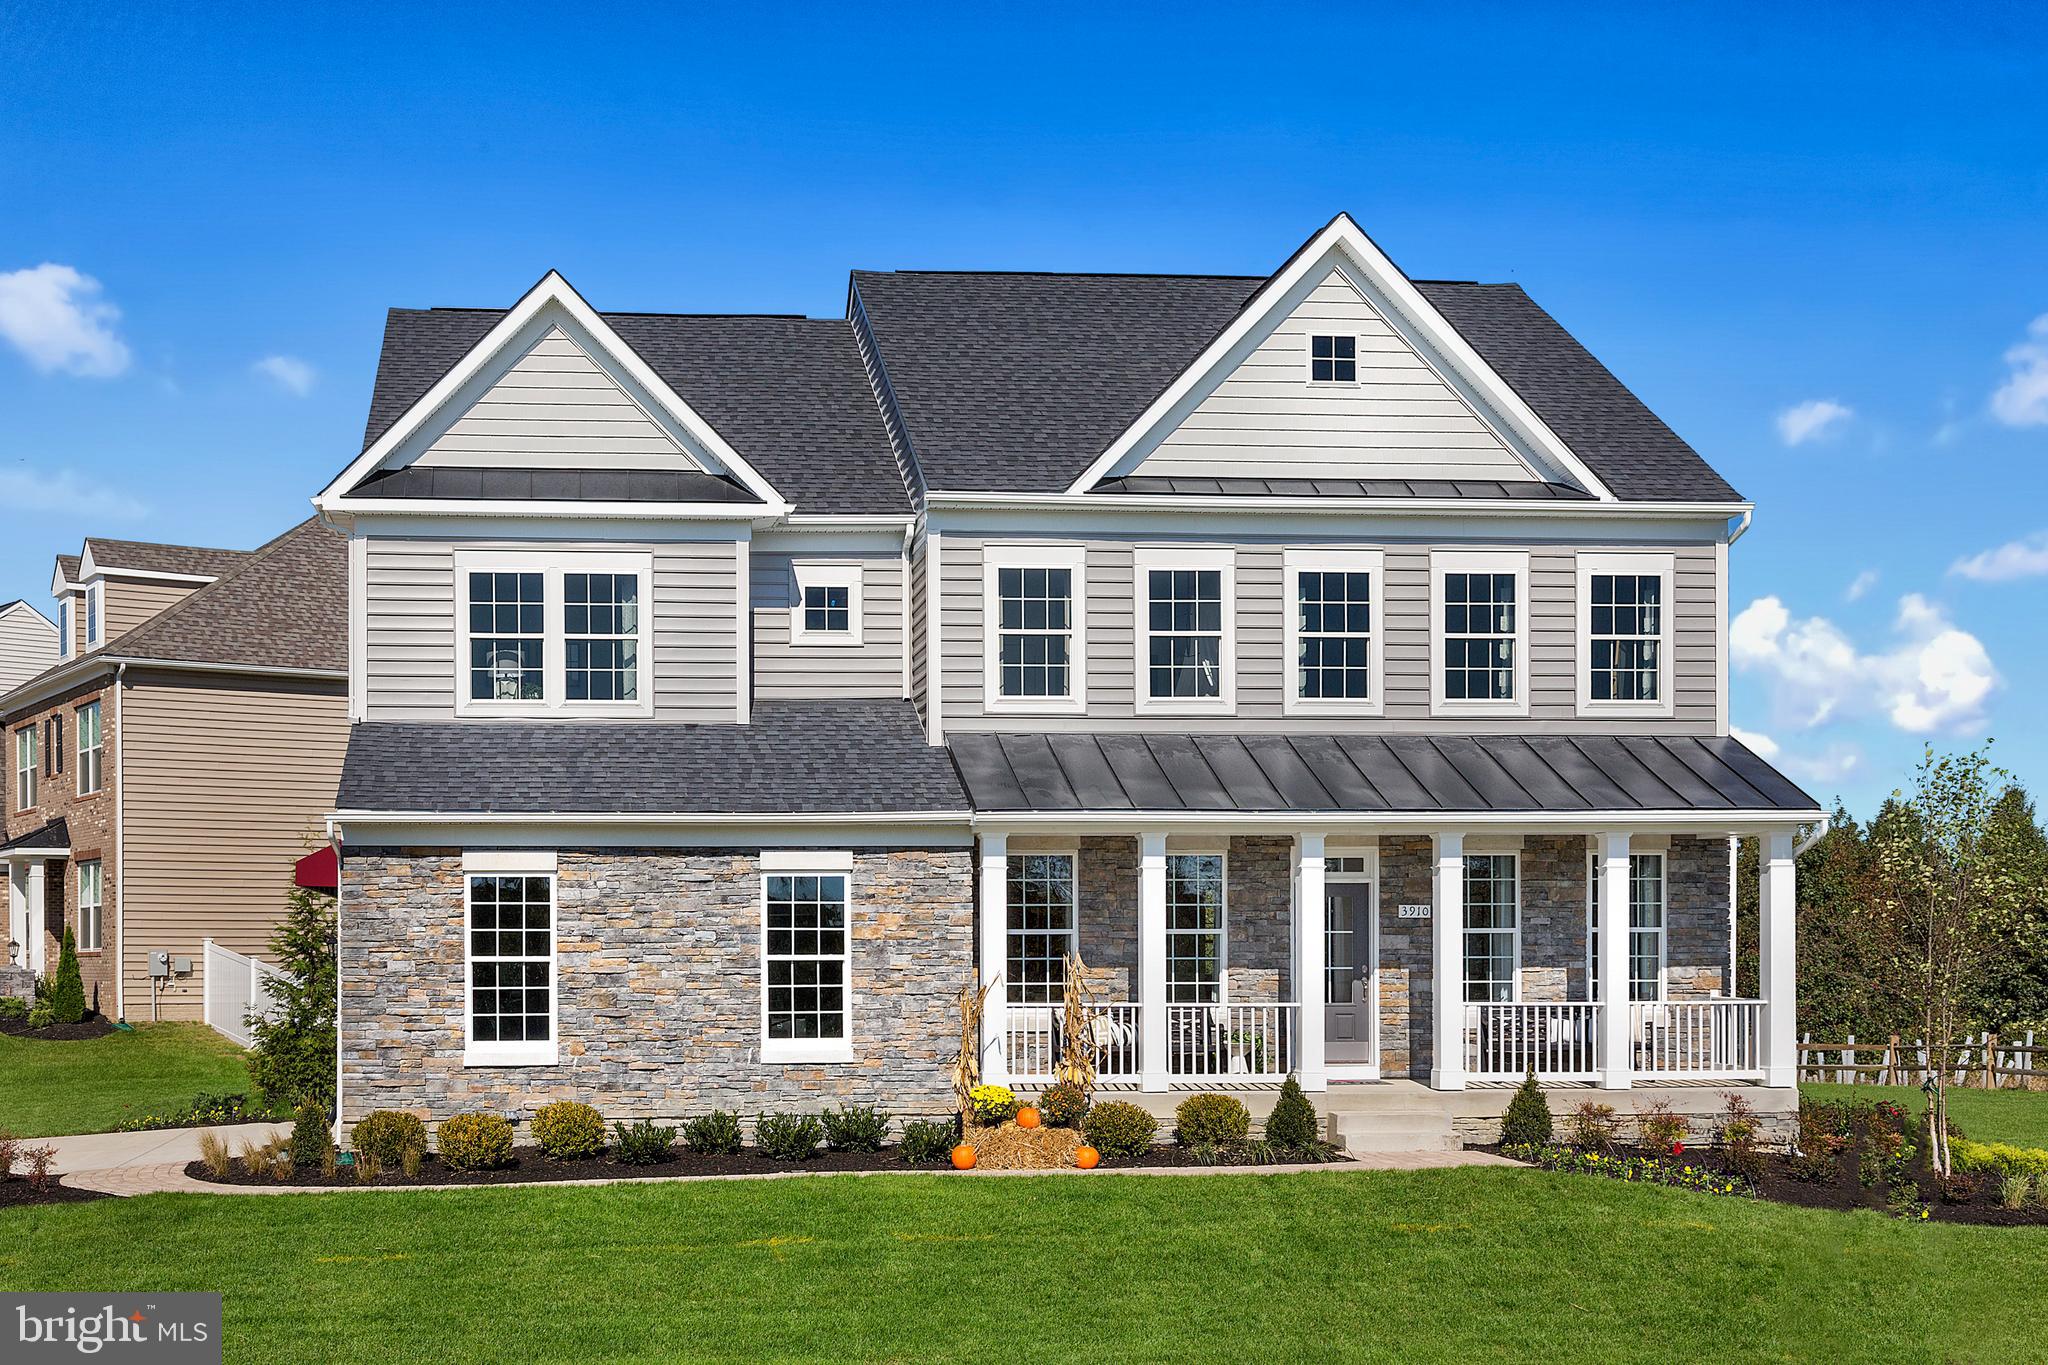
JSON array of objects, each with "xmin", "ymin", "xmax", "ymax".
[
  {"xmin": 201, "ymin": 938, "xmax": 286, "ymax": 1047},
  {"xmin": 1165, "ymin": 1002, "xmax": 1298, "ymax": 1079},
  {"xmin": 1632, "ymin": 1000, "xmax": 1765, "ymax": 1079},
  {"xmin": 1003, "ymin": 1002, "xmax": 1142, "ymax": 1084},
  {"xmin": 1465, "ymin": 1001, "xmax": 1603, "ymax": 1081}
]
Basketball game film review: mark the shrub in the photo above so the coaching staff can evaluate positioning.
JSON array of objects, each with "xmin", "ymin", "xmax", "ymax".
[
  {"xmin": 49, "ymin": 927, "xmax": 85, "ymax": 1025},
  {"xmin": 289, "ymin": 1102, "xmax": 330, "ymax": 1169},
  {"xmin": 754, "ymin": 1111, "xmax": 825, "ymax": 1161},
  {"xmin": 116, "ymin": 1091, "xmax": 277, "ymax": 1133},
  {"xmin": 197, "ymin": 1132, "xmax": 231, "ymax": 1179},
  {"xmin": 969, "ymin": 1084, "xmax": 1018, "ymax": 1126},
  {"xmin": 681, "ymin": 1109, "xmax": 743, "ymax": 1156},
  {"xmin": 246, "ymin": 886, "xmax": 338, "ymax": 1109},
  {"xmin": 1567, "ymin": 1102, "xmax": 1619, "ymax": 1153},
  {"xmin": 23, "ymin": 1143, "xmax": 56, "ymax": 1192},
  {"xmin": 1636, "ymin": 1101, "xmax": 1689, "ymax": 1152},
  {"xmin": 1952, "ymin": 1138, "xmax": 2048, "ymax": 1179},
  {"xmin": 612, "ymin": 1120, "xmax": 677, "ymax": 1166},
  {"xmin": 26, "ymin": 1003, "xmax": 53, "ymax": 1030},
  {"xmin": 1174, "ymin": 1093, "xmax": 1250, "ymax": 1146},
  {"xmin": 1083, "ymin": 1101, "xmax": 1158, "ymax": 1159},
  {"xmin": 899, "ymin": 1117, "xmax": 959, "ymax": 1165},
  {"xmin": 1718, "ymin": 1093, "xmax": 1765, "ymax": 1185},
  {"xmin": 1499, "ymin": 1067, "xmax": 1552, "ymax": 1147},
  {"xmin": 822, "ymin": 1105, "xmax": 890, "ymax": 1152},
  {"xmin": 350, "ymin": 1110, "xmax": 428, "ymax": 1167},
  {"xmin": 1038, "ymin": 1082, "xmax": 1087, "ymax": 1129},
  {"xmin": 0, "ymin": 1129, "xmax": 16, "ymax": 1178},
  {"xmin": 533, "ymin": 1102, "xmax": 607, "ymax": 1161},
  {"xmin": 0, "ymin": 995, "xmax": 26, "ymax": 1021},
  {"xmin": 437, "ymin": 1113, "xmax": 515, "ymax": 1171},
  {"xmin": 1263, "ymin": 1075, "xmax": 1322, "ymax": 1151}
]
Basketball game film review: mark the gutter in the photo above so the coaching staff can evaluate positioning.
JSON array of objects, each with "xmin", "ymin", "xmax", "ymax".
[
  {"xmin": 1794, "ymin": 812, "xmax": 1833, "ymax": 857},
  {"xmin": 1727, "ymin": 508, "xmax": 1754, "ymax": 545},
  {"xmin": 925, "ymin": 491, "xmax": 1757, "ymax": 520},
  {"xmin": 113, "ymin": 661, "xmax": 126, "ymax": 1020},
  {"xmin": 1, "ymin": 654, "xmax": 345, "ymax": 722}
]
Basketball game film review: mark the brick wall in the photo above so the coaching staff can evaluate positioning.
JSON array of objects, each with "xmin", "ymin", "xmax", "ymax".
[{"xmin": 3, "ymin": 677, "xmax": 115, "ymax": 1011}]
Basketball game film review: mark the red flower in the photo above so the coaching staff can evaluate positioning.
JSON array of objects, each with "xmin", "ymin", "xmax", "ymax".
[{"xmin": 1671, "ymin": 1141, "xmax": 1685, "ymax": 1156}]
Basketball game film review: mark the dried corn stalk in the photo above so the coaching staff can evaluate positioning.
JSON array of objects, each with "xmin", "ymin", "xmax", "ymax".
[
  {"xmin": 950, "ymin": 972, "xmax": 996, "ymax": 1126},
  {"xmin": 1055, "ymin": 950, "xmax": 1097, "ymax": 1095}
]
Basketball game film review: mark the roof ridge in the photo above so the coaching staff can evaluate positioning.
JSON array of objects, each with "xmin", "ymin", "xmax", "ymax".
[
  {"xmin": 84, "ymin": 535, "xmax": 248, "ymax": 558},
  {"xmin": 106, "ymin": 517, "xmax": 329, "ymax": 660}
]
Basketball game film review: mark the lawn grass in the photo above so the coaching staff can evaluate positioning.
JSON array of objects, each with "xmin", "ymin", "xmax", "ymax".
[
  {"xmin": 1800, "ymin": 1081, "xmax": 2048, "ymax": 1148},
  {"xmin": 3, "ymin": 1168, "xmax": 2042, "ymax": 1362},
  {"xmin": 0, "ymin": 1022, "xmax": 255, "ymax": 1137}
]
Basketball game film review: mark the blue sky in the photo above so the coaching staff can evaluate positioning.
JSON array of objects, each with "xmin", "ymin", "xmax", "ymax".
[{"xmin": 1, "ymin": 2, "xmax": 2043, "ymax": 815}]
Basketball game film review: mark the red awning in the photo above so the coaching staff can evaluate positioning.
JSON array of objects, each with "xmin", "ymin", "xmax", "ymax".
[{"xmin": 295, "ymin": 844, "xmax": 338, "ymax": 893}]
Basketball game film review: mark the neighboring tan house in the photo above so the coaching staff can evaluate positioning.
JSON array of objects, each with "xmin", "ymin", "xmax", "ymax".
[
  {"xmin": 2, "ymin": 518, "xmax": 348, "ymax": 1023},
  {"xmin": 318, "ymin": 214, "xmax": 1821, "ymax": 1148},
  {"xmin": 0, "ymin": 601, "xmax": 59, "ymax": 694}
]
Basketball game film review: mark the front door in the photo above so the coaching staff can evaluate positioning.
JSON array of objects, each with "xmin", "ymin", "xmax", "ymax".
[{"xmin": 1324, "ymin": 880, "xmax": 1376, "ymax": 1068}]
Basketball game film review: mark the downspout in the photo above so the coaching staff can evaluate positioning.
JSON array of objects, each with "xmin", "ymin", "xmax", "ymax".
[
  {"xmin": 113, "ymin": 661, "xmax": 126, "ymax": 1021},
  {"xmin": 1795, "ymin": 814, "xmax": 1831, "ymax": 857},
  {"xmin": 1726, "ymin": 508, "xmax": 1753, "ymax": 546},
  {"xmin": 330, "ymin": 818, "xmax": 344, "ymax": 1143}
]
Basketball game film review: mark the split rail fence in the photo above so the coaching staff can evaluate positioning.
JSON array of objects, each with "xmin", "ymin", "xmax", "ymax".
[{"xmin": 1797, "ymin": 1031, "xmax": 2047, "ymax": 1091}]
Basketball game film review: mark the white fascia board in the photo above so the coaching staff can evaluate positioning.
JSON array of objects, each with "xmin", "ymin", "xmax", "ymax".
[
  {"xmin": 329, "ymin": 811, "xmax": 975, "ymax": 850},
  {"xmin": 313, "ymin": 270, "xmax": 792, "ymax": 515},
  {"xmin": 969, "ymin": 809, "xmax": 1824, "ymax": 835},
  {"xmin": 0, "ymin": 601, "xmax": 56, "ymax": 632},
  {"xmin": 929, "ymin": 491, "xmax": 1749, "ymax": 521},
  {"xmin": 82, "ymin": 565, "xmax": 220, "ymax": 586},
  {"xmin": 1062, "ymin": 213, "xmax": 1619, "ymax": 501},
  {"xmin": 49, "ymin": 560, "xmax": 79, "ymax": 597},
  {"xmin": 335, "ymin": 512, "xmax": 763, "ymax": 543},
  {"xmin": 323, "ymin": 498, "xmax": 779, "ymax": 523}
]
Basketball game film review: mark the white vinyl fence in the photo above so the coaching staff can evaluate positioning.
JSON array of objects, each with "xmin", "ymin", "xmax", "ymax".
[{"xmin": 202, "ymin": 938, "xmax": 286, "ymax": 1046}]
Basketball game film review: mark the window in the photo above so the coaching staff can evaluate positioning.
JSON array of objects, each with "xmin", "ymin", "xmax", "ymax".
[
  {"xmin": 984, "ymin": 547, "xmax": 1085, "ymax": 711},
  {"xmin": 56, "ymin": 600, "xmax": 70, "ymax": 659},
  {"xmin": 455, "ymin": 553, "xmax": 653, "ymax": 715},
  {"xmin": 1135, "ymin": 549, "xmax": 1233, "ymax": 712},
  {"xmin": 1283, "ymin": 550, "xmax": 1384, "ymax": 713},
  {"xmin": 1006, "ymin": 853, "xmax": 1076, "ymax": 1004},
  {"xmin": 1165, "ymin": 853, "xmax": 1225, "ymax": 1003},
  {"xmin": 1310, "ymin": 334, "xmax": 1357, "ymax": 383},
  {"xmin": 1588, "ymin": 851, "xmax": 1666, "ymax": 1002},
  {"xmin": 75, "ymin": 702, "xmax": 102, "ymax": 795},
  {"xmin": 85, "ymin": 582, "xmax": 101, "ymax": 646},
  {"xmin": 1432, "ymin": 552, "xmax": 1529, "ymax": 714},
  {"xmin": 763, "ymin": 868, "xmax": 851, "ymax": 1057},
  {"xmin": 43, "ymin": 715, "xmax": 61, "ymax": 778},
  {"xmin": 1462, "ymin": 854, "xmax": 1519, "ymax": 1003},
  {"xmin": 15, "ymin": 727, "xmax": 35, "ymax": 811},
  {"xmin": 1578, "ymin": 553, "xmax": 1674, "ymax": 715},
  {"xmin": 465, "ymin": 870, "xmax": 555, "ymax": 1064},
  {"xmin": 76, "ymin": 861, "xmax": 102, "ymax": 951},
  {"xmin": 790, "ymin": 563, "xmax": 863, "ymax": 647}
]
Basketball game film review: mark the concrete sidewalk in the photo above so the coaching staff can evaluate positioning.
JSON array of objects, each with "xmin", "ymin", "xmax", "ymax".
[{"xmin": 48, "ymin": 1121, "xmax": 288, "ymax": 1175}]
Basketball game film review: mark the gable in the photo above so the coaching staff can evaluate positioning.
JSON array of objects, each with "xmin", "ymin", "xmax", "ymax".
[{"xmin": 1122, "ymin": 262, "xmax": 1550, "ymax": 485}]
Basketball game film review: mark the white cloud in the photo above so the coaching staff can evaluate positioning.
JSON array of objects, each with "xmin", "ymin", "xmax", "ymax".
[
  {"xmin": 0, "ymin": 264, "xmax": 131, "ymax": 377},
  {"xmin": 1845, "ymin": 569, "xmax": 1879, "ymax": 602},
  {"xmin": 1951, "ymin": 531, "xmax": 2048, "ymax": 583},
  {"xmin": 1776, "ymin": 399, "xmax": 1853, "ymax": 447},
  {"xmin": 1781, "ymin": 743, "xmax": 1864, "ymax": 787},
  {"xmin": 1730, "ymin": 726, "xmax": 1779, "ymax": 759},
  {"xmin": 0, "ymin": 467, "xmax": 147, "ymax": 521},
  {"xmin": 253, "ymin": 354, "xmax": 316, "ymax": 396},
  {"xmin": 1991, "ymin": 313, "xmax": 2048, "ymax": 427},
  {"xmin": 1730, "ymin": 592, "xmax": 1997, "ymax": 735}
]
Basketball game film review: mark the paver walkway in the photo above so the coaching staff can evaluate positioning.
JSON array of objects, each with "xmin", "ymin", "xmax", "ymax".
[{"xmin": 49, "ymin": 1121, "xmax": 289, "ymax": 1178}]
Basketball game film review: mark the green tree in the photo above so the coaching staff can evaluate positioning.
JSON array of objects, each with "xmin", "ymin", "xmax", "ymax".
[
  {"xmin": 49, "ymin": 926, "xmax": 86, "ymax": 1024},
  {"xmin": 1973, "ymin": 786, "xmax": 2048, "ymax": 1035},
  {"xmin": 246, "ymin": 886, "xmax": 337, "ymax": 1109}
]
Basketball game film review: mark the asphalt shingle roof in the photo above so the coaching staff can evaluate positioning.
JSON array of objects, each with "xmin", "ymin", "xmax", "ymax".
[
  {"xmin": 362, "ymin": 309, "xmax": 908, "ymax": 514},
  {"xmin": 337, "ymin": 701, "xmax": 968, "ymax": 815},
  {"xmin": 54, "ymin": 555, "xmax": 80, "ymax": 585},
  {"xmin": 108, "ymin": 518, "xmax": 347, "ymax": 673},
  {"xmin": 0, "ymin": 817, "xmax": 69, "ymax": 853},
  {"xmin": 84, "ymin": 538, "xmax": 250, "ymax": 579}
]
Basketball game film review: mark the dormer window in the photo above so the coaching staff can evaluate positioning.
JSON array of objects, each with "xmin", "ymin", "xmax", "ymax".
[
  {"xmin": 1310, "ymin": 334, "xmax": 1356, "ymax": 383},
  {"xmin": 790, "ymin": 563, "xmax": 862, "ymax": 647},
  {"xmin": 455, "ymin": 551, "xmax": 652, "ymax": 716},
  {"xmin": 56, "ymin": 599, "xmax": 70, "ymax": 659},
  {"xmin": 85, "ymin": 582, "xmax": 102, "ymax": 646}
]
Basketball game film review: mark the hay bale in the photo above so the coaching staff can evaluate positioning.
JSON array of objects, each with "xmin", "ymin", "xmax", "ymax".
[{"xmin": 963, "ymin": 1120, "xmax": 1084, "ymax": 1171}]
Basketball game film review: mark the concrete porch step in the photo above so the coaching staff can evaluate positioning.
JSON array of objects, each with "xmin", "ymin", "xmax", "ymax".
[{"xmin": 1329, "ymin": 1109, "xmax": 1459, "ymax": 1155}]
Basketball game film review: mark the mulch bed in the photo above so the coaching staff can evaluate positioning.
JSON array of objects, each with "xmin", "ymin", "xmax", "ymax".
[
  {"xmin": 0, "ymin": 1013, "xmax": 118, "ymax": 1040},
  {"xmin": 188, "ymin": 1141, "xmax": 1351, "ymax": 1187},
  {"xmin": 0, "ymin": 1177, "xmax": 112, "ymax": 1209}
]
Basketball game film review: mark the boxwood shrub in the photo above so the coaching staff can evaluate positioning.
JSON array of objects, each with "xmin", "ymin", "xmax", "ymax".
[
  {"xmin": 350, "ymin": 1110, "xmax": 428, "ymax": 1166},
  {"xmin": 437, "ymin": 1113, "xmax": 515, "ymax": 1171},
  {"xmin": 1174, "ymin": 1093, "xmax": 1250, "ymax": 1145},
  {"xmin": 532, "ymin": 1101, "xmax": 607, "ymax": 1161},
  {"xmin": 1082, "ymin": 1101, "xmax": 1158, "ymax": 1159},
  {"xmin": 681, "ymin": 1109, "xmax": 743, "ymax": 1156},
  {"xmin": 754, "ymin": 1111, "xmax": 825, "ymax": 1161}
]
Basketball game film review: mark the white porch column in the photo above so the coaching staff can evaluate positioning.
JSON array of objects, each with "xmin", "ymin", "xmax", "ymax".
[
  {"xmin": 977, "ymin": 832, "xmax": 1008, "ymax": 1084},
  {"xmin": 1759, "ymin": 830, "xmax": 1799, "ymax": 1088},
  {"xmin": 24, "ymin": 860, "xmax": 47, "ymax": 978},
  {"xmin": 1430, "ymin": 832, "xmax": 1465, "ymax": 1091},
  {"xmin": 1137, "ymin": 832, "xmax": 1169, "ymax": 1092},
  {"xmin": 1294, "ymin": 834, "xmax": 1328, "ymax": 1092},
  {"xmin": 1596, "ymin": 832, "xmax": 1634, "ymax": 1090}
]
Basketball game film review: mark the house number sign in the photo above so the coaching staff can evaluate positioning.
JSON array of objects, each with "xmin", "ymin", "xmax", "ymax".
[{"xmin": 1397, "ymin": 903, "xmax": 1432, "ymax": 919}]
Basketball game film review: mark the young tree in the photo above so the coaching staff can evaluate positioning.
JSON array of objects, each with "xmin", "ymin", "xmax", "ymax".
[
  {"xmin": 246, "ymin": 886, "xmax": 337, "ymax": 1109},
  {"xmin": 48, "ymin": 926, "xmax": 86, "ymax": 1024},
  {"xmin": 1871, "ymin": 745, "xmax": 2031, "ymax": 1175}
]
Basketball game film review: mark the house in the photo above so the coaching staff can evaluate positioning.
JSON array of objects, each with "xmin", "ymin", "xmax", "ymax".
[
  {"xmin": 318, "ymin": 214, "xmax": 1820, "ymax": 1146},
  {"xmin": 0, "ymin": 601, "xmax": 59, "ymax": 694},
  {"xmin": 1, "ymin": 519, "xmax": 349, "ymax": 1024}
]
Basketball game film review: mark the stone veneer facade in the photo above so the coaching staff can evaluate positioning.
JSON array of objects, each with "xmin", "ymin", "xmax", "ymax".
[{"xmin": 339, "ymin": 845, "xmax": 973, "ymax": 1132}]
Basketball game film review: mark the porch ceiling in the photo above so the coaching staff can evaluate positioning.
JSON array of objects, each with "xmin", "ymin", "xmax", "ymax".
[{"xmin": 948, "ymin": 732, "xmax": 1817, "ymax": 819}]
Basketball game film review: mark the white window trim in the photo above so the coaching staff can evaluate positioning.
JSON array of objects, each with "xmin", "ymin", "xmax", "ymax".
[
  {"xmin": 1462, "ymin": 851, "xmax": 1521, "ymax": 1004},
  {"xmin": 1576, "ymin": 551, "xmax": 1677, "ymax": 718},
  {"xmin": 76, "ymin": 700, "xmax": 102, "ymax": 797},
  {"xmin": 983, "ymin": 544, "xmax": 1088, "ymax": 715},
  {"xmin": 790, "ymin": 561, "xmax": 865, "ymax": 648},
  {"xmin": 1164, "ymin": 847, "xmax": 1229, "ymax": 1004},
  {"xmin": 1305, "ymin": 332, "xmax": 1362, "ymax": 387},
  {"xmin": 15, "ymin": 727, "xmax": 36, "ymax": 813},
  {"xmin": 1004, "ymin": 848, "xmax": 1079, "ymax": 1005},
  {"xmin": 461, "ymin": 853, "xmax": 560, "ymax": 1067},
  {"xmin": 1282, "ymin": 548, "xmax": 1386, "ymax": 717},
  {"xmin": 1429, "ymin": 549, "xmax": 1531, "ymax": 718},
  {"xmin": 84, "ymin": 581, "xmax": 103, "ymax": 647},
  {"xmin": 1133, "ymin": 546, "xmax": 1236, "ymax": 716},
  {"xmin": 453, "ymin": 550, "xmax": 655, "ymax": 718},
  {"xmin": 759, "ymin": 857, "xmax": 856, "ymax": 1064},
  {"xmin": 1585, "ymin": 848, "xmax": 1669, "ymax": 1003},
  {"xmin": 76, "ymin": 860, "xmax": 103, "ymax": 952},
  {"xmin": 55, "ymin": 599, "xmax": 70, "ymax": 659}
]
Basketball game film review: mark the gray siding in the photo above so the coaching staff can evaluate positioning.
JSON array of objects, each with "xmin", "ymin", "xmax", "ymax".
[
  {"xmin": 908, "ymin": 535, "xmax": 930, "ymax": 721},
  {"xmin": 0, "ymin": 607, "xmax": 57, "ymax": 693},
  {"xmin": 361, "ymin": 537, "xmax": 738, "ymax": 723},
  {"xmin": 750, "ymin": 553, "xmax": 904, "ymax": 699},
  {"xmin": 938, "ymin": 534, "xmax": 1720, "ymax": 734}
]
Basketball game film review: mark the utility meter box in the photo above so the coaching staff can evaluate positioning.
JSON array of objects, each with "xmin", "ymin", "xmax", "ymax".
[
  {"xmin": 173, "ymin": 957, "xmax": 192, "ymax": 976},
  {"xmin": 150, "ymin": 951, "xmax": 170, "ymax": 978}
]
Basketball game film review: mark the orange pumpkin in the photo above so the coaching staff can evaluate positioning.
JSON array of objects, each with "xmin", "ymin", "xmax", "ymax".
[
  {"xmin": 1016, "ymin": 1106, "xmax": 1042, "ymax": 1130},
  {"xmin": 1075, "ymin": 1145, "xmax": 1101, "ymax": 1170},
  {"xmin": 951, "ymin": 1144, "xmax": 978, "ymax": 1170}
]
